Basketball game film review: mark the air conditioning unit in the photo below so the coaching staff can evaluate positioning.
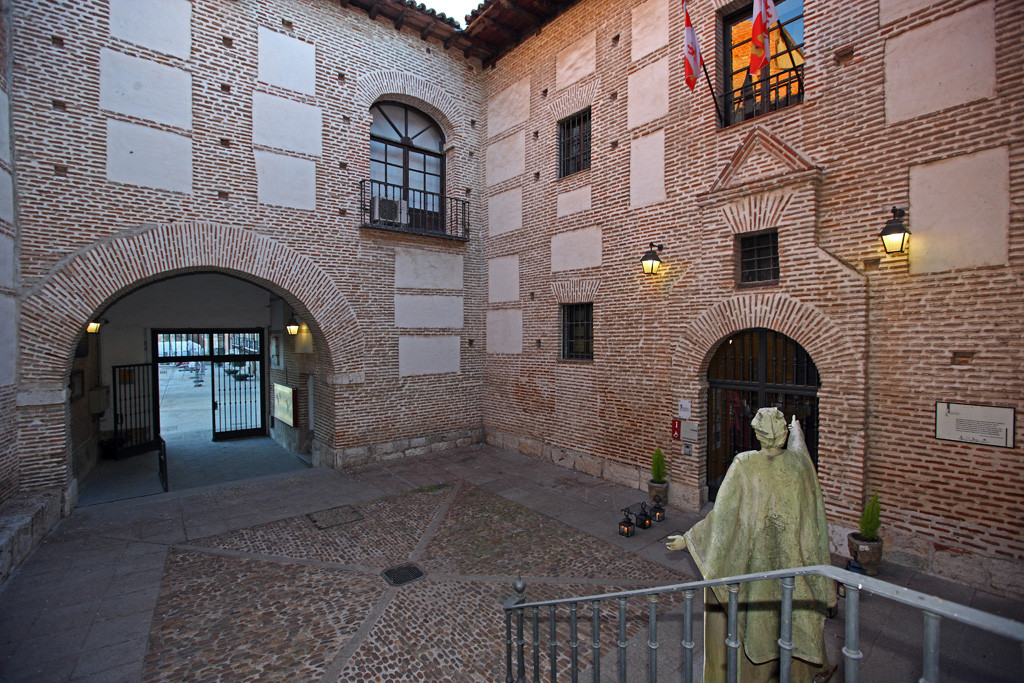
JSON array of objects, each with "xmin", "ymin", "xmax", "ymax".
[{"xmin": 370, "ymin": 196, "xmax": 409, "ymax": 224}]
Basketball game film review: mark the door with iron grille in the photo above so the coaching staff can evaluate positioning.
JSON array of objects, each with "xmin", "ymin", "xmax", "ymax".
[
  {"xmin": 153, "ymin": 329, "xmax": 266, "ymax": 441},
  {"xmin": 111, "ymin": 362, "xmax": 160, "ymax": 457},
  {"xmin": 706, "ymin": 328, "xmax": 820, "ymax": 500}
]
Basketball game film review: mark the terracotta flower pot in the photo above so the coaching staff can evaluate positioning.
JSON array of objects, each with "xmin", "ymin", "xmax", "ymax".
[{"xmin": 848, "ymin": 532, "xmax": 883, "ymax": 576}]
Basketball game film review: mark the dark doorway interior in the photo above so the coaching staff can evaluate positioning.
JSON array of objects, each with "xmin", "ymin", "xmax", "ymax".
[{"xmin": 706, "ymin": 328, "xmax": 820, "ymax": 500}]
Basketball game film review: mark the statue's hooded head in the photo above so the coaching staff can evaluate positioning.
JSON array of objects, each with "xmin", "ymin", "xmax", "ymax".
[{"xmin": 751, "ymin": 407, "xmax": 788, "ymax": 449}]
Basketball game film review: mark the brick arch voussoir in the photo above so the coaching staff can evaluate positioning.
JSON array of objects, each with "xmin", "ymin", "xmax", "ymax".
[
  {"xmin": 676, "ymin": 293, "xmax": 858, "ymax": 383},
  {"xmin": 355, "ymin": 70, "xmax": 463, "ymax": 140},
  {"xmin": 21, "ymin": 222, "xmax": 363, "ymax": 382}
]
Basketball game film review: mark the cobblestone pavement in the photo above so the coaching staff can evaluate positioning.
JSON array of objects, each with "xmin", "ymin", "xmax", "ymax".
[{"xmin": 1, "ymin": 444, "xmax": 1022, "ymax": 682}]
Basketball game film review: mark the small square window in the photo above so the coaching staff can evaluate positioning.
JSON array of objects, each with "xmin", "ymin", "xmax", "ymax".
[
  {"xmin": 557, "ymin": 108, "xmax": 591, "ymax": 178},
  {"xmin": 738, "ymin": 230, "xmax": 779, "ymax": 285},
  {"xmin": 561, "ymin": 303, "xmax": 594, "ymax": 360}
]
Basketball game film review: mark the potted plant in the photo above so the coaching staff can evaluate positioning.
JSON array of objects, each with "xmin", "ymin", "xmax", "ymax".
[
  {"xmin": 648, "ymin": 447, "xmax": 669, "ymax": 504},
  {"xmin": 848, "ymin": 491, "xmax": 883, "ymax": 575}
]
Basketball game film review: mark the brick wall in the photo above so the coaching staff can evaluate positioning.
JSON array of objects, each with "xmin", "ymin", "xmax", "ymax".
[{"xmin": 479, "ymin": 0, "xmax": 1023, "ymax": 595}]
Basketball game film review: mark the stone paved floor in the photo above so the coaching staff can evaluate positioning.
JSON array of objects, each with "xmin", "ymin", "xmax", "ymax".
[{"xmin": 1, "ymin": 445, "xmax": 1022, "ymax": 681}]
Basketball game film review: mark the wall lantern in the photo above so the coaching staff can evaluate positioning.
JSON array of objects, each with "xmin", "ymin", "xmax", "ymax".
[
  {"xmin": 618, "ymin": 510, "xmax": 636, "ymax": 537},
  {"xmin": 879, "ymin": 207, "xmax": 910, "ymax": 254},
  {"xmin": 651, "ymin": 495, "xmax": 666, "ymax": 523},
  {"xmin": 640, "ymin": 242, "xmax": 664, "ymax": 275},
  {"xmin": 86, "ymin": 321, "xmax": 101, "ymax": 333},
  {"xmin": 285, "ymin": 317, "xmax": 300, "ymax": 335}
]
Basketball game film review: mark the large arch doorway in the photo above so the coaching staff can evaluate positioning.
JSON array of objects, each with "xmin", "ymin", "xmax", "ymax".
[{"xmin": 706, "ymin": 328, "xmax": 820, "ymax": 500}]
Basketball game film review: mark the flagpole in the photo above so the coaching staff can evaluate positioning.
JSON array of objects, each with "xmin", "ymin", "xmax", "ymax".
[{"xmin": 701, "ymin": 62, "xmax": 723, "ymax": 127}]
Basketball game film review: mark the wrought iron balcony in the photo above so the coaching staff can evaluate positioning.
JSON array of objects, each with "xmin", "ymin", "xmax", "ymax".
[{"xmin": 360, "ymin": 179, "xmax": 469, "ymax": 240}]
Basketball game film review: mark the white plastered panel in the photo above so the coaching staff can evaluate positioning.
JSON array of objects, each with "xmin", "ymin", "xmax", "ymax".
[
  {"xmin": 0, "ymin": 90, "xmax": 10, "ymax": 165},
  {"xmin": 0, "ymin": 295, "xmax": 13, "ymax": 384},
  {"xmin": 0, "ymin": 234, "xmax": 13, "ymax": 288},
  {"xmin": 485, "ymin": 134, "xmax": 525, "ymax": 186},
  {"xmin": 399, "ymin": 335, "xmax": 461, "ymax": 376},
  {"xmin": 879, "ymin": 0, "xmax": 936, "ymax": 25},
  {"xmin": 107, "ymin": 120, "xmax": 192, "ymax": 193},
  {"xmin": 488, "ymin": 188, "xmax": 523, "ymax": 236},
  {"xmin": 488, "ymin": 78, "xmax": 530, "ymax": 139},
  {"xmin": 100, "ymin": 49, "xmax": 192, "ymax": 129},
  {"xmin": 252, "ymin": 93, "xmax": 322, "ymax": 155},
  {"xmin": 488, "ymin": 255, "xmax": 519, "ymax": 303},
  {"xmin": 631, "ymin": 0, "xmax": 669, "ymax": 62},
  {"xmin": 108, "ymin": 0, "xmax": 191, "ymax": 59},
  {"xmin": 556, "ymin": 32, "xmax": 596, "ymax": 91},
  {"xmin": 258, "ymin": 27, "xmax": 316, "ymax": 95},
  {"xmin": 394, "ymin": 248, "xmax": 464, "ymax": 290},
  {"xmin": 885, "ymin": 2, "xmax": 995, "ymax": 124},
  {"xmin": 557, "ymin": 185, "xmax": 592, "ymax": 217},
  {"xmin": 395, "ymin": 295, "xmax": 464, "ymax": 329},
  {"xmin": 254, "ymin": 150, "xmax": 316, "ymax": 210},
  {"xmin": 551, "ymin": 226, "xmax": 602, "ymax": 272},
  {"xmin": 486, "ymin": 309, "xmax": 523, "ymax": 354},
  {"xmin": 0, "ymin": 169, "xmax": 12, "ymax": 224},
  {"xmin": 630, "ymin": 130, "xmax": 666, "ymax": 208},
  {"xmin": 909, "ymin": 147, "xmax": 1009, "ymax": 274},
  {"xmin": 627, "ymin": 58, "xmax": 669, "ymax": 129}
]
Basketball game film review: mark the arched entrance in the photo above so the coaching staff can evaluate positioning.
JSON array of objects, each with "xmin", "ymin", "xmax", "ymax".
[{"xmin": 706, "ymin": 328, "xmax": 820, "ymax": 499}]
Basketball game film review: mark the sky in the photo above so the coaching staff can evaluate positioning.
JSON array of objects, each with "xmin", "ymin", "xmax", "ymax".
[{"xmin": 423, "ymin": 0, "xmax": 483, "ymax": 27}]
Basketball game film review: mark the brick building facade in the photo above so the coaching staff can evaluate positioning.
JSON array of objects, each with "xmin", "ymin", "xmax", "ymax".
[{"xmin": 1, "ymin": 0, "xmax": 1021, "ymax": 596}]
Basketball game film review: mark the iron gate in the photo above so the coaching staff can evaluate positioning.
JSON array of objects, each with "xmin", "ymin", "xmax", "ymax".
[
  {"xmin": 111, "ymin": 363, "xmax": 161, "ymax": 457},
  {"xmin": 706, "ymin": 328, "xmax": 820, "ymax": 499},
  {"xmin": 153, "ymin": 329, "xmax": 266, "ymax": 441}
]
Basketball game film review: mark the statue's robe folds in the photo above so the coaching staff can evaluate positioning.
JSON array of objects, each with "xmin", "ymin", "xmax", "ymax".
[{"xmin": 684, "ymin": 446, "xmax": 836, "ymax": 677}]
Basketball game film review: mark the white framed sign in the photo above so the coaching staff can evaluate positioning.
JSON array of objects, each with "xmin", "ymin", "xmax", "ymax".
[
  {"xmin": 935, "ymin": 402, "xmax": 1015, "ymax": 448},
  {"xmin": 274, "ymin": 383, "xmax": 296, "ymax": 427}
]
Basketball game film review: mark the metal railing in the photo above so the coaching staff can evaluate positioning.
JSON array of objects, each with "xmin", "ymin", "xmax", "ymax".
[
  {"xmin": 727, "ymin": 65, "xmax": 803, "ymax": 126},
  {"xmin": 359, "ymin": 179, "xmax": 469, "ymax": 240},
  {"xmin": 502, "ymin": 564, "xmax": 1024, "ymax": 683}
]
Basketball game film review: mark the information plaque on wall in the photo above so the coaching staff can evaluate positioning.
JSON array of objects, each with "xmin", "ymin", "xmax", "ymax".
[
  {"xmin": 274, "ymin": 383, "xmax": 296, "ymax": 427},
  {"xmin": 935, "ymin": 402, "xmax": 1015, "ymax": 448}
]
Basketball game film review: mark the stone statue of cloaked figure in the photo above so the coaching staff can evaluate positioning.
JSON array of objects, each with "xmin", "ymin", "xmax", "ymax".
[{"xmin": 667, "ymin": 407, "xmax": 837, "ymax": 683}]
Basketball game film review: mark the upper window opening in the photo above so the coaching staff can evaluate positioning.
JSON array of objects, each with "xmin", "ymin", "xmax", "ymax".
[
  {"xmin": 365, "ymin": 101, "xmax": 467, "ymax": 239},
  {"xmin": 561, "ymin": 302, "xmax": 594, "ymax": 361},
  {"xmin": 723, "ymin": 0, "xmax": 804, "ymax": 127},
  {"xmin": 558, "ymin": 108, "xmax": 591, "ymax": 178},
  {"xmin": 738, "ymin": 229, "xmax": 779, "ymax": 286}
]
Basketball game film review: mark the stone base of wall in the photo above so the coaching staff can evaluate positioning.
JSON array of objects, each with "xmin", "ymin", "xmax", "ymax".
[
  {"xmin": 484, "ymin": 428, "xmax": 703, "ymax": 512},
  {"xmin": 270, "ymin": 423, "xmax": 313, "ymax": 456},
  {"xmin": 325, "ymin": 427, "xmax": 484, "ymax": 469},
  {"xmin": 0, "ymin": 489, "xmax": 62, "ymax": 586}
]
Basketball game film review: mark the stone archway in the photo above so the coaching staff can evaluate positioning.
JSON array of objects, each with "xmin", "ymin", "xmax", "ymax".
[
  {"xmin": 18, "ymin": 222, "xmax": 364, "ymax": 494},
  {"xmin": 674, "ymin": 292, "xmax": 867, "ymax": 523}
]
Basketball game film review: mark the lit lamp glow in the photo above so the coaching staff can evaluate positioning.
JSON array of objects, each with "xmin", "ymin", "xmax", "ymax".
[
  {"xmin": 618, "ymin": 510, "xmax": 636, "ymax": 537},
  {"xmin": 640, "ymin": 242, "xmax": 664, "ymax": 275},
  {"xmin": 285, "ymin": 317, "xmax": 300, "ymax": 335},
  {"xmin": 636, "ymin": 502, "xmax": 653, "ymax": 530},
  {"xmin": 86, "ymin": 321, "xmax": 101, "ymax": 333},
  {"xmin": 651, "ymin": 495, "xmax": 666, "ymax": 523},
  {"xmin": 879, "ymin": 207, "xmax": 910, "ymax": 254}
]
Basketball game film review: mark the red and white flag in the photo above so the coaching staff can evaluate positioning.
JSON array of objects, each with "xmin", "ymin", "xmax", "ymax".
[
  {"xmin": 682, "ymin": 1, "xmax": 703, "ymax": 91},
  {"xmin": 749, "ymin": 0, "xmax": 779, "ymax": 75}
]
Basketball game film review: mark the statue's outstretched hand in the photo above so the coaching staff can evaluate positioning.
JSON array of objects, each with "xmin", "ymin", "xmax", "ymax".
[{"xmin": 665, "ymin": 535, "xmax": 687, "ymax": 551}]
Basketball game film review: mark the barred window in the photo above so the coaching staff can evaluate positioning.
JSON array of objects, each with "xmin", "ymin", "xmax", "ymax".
[
  {"xmin": 557, "ymin": 109, "xmax": 591, "ymax": 178},
  {"xmin": 738, "ymin": 230, "xmax": 779, "ymax": 285},
  {"xmin": 723, "ymin": 0, "xmax": 804, "ymax": 126},
  {"xmin": 561, "ymin": 303, "xmax": 593, "ymax": 360}
]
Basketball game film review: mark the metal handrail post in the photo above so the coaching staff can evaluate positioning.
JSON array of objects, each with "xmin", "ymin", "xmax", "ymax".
[
  {"xmin": 532, "ymin": 606, "xmax": 540, "ymax": 683},
  {"xmin": 682, "ymin": 589, "xmax": 695, "ymax": 683},
  {"xmin": 591, "ymin": 600, "xmax": 601, "ymax": 683},
  {"xmin": 778, "ymin": 576, "xmax": 795, "ymax": 681},
  {"xmin": 516, "ymin": 608, "xmax": 525, "ymax": 683},
  {"xmin": 647, "ymin": 594, "xmax": 659, "ymax": 682},
  {"xmin": 570, "ymin": 602, "xmax": 579, "ymax": 682},
  {"xmin": 921, "ymin": 611, "xmax": 941, "ymax": 683},
  {"xmin": 549, "ymin": 605, "xmax": 558, "ymax": 683},
  {"xmin": 727, "ymin": 584, "xmax": 741, "ymax": 683},
  {"xmin": 618, "ymin": 597, "xmax": 628, "ymax": 683},
  {"xmin": 842, "ymin": 584, "xmax": 863, "ymax": 683}
]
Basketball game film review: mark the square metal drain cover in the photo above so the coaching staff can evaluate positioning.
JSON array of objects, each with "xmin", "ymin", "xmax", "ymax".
[
  {"xmin": 381, "ymin": 562, "xmax": 426, "ymax": 586},
  {"xmin": 307, "ymin": 505, "xmax": 362, "ymax": 530}
]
